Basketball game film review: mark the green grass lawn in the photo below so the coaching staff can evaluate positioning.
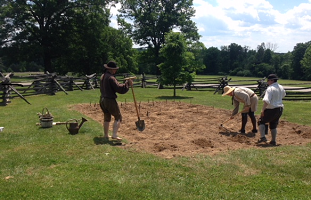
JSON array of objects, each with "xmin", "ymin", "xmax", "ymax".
[{"xmin": 1, "ymin": 76, "xmax": 311, "ymax": 199}]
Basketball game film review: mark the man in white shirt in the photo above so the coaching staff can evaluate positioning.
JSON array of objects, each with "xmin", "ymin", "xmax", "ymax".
[{"xmin": 257, "ymin": 74, "xmax": 286, "ymax": 145}]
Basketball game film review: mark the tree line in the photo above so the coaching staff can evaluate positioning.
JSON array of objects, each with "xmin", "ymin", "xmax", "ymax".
[
  {"xmin": 201, "ymin": 41, "xmax": 311, "ymax": 81},
  {"xmin": 0, "ymin": 0, "xmax": 311, "ymax": 81}
]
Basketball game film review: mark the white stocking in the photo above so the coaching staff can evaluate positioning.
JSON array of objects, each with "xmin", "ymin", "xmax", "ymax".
[
  {"xmin": 271, "ymin": 129, "xmax": 277, "ymax": 142},
  {"xmin": 259, "ymin": 124, "xmax": 266, "ymax": 138},
  {"xmin": 104, "ymin": 122, "xmax": 110, "ymax": 137},
  {"xmin": 112, "ymin": 120, "xmax": 121, "ymax": 138}
]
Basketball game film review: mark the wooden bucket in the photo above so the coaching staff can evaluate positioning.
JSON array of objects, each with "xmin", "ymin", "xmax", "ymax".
[{"xmin": 39, "ymin": 108, "xmax": 53, "ymax": 128}]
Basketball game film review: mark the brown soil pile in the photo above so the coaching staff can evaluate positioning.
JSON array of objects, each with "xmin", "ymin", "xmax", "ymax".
[{"xmin": 73, "ymin": 101, "xmax": 311, "ymax": 158}]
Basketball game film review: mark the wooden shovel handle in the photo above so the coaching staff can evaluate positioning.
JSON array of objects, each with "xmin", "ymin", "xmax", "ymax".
[
  {"xmin": 124, "ymin": 76, "xmax": 137, "ymax": 80},
  {"xmin": 130, "ymin": 83, "xmax": 140, "ymax": 120},
  {"xmin": 125, "ymin": 76, "xmax": 140, "ymax": 118}
]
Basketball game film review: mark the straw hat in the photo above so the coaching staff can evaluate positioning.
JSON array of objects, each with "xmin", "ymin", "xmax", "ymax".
[
  {"xmin": 222, "ymin": 86, "xmax": 236, "ymax": 96},
  {"xmin": 104, "ymin": 61, "xmax": 119, "ymax": 70}
]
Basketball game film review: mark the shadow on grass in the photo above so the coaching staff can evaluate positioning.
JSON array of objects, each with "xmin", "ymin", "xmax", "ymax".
[
  {"xmin": 93, "ymin": 136, "xmax": 123, "ymax": 146},
  {"xmin": 155, "ymin": 96, "xmax": 194, "ymax": 100},
  {"xmin": 219, "ymin": 128, "xmax": 280, "ymax": 148}
]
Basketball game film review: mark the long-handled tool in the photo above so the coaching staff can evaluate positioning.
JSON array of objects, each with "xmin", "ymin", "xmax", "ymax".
[
  {"xmin": 220, "ymin": 117, "xmax": 232, "ymax": 127},
  {"xmin": 220, "ymin": 111, "xmax": 243, "ymax": 128},
  {"xmin": 219, "ymin": 117, "xmax": 233, "ymax": 132},
  {"xmin": 36, "ymin": 122, "xmax": 66, "ymax": 126},
  {"xmin": 125, "ymin": 77, "xmax": 145, "ymax": 132}
]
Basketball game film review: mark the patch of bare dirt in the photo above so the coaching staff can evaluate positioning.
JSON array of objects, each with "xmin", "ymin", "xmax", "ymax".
[{"xmin": 73, "ymin": 101, "xmax": 311, "ymax": 158}]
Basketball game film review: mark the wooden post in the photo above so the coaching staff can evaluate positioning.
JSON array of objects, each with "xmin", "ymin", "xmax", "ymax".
[
  {"xmin": 0, "ymin": 72, "xmax": 13, "ymax": 105},
  {"xmin": 141, "ymin": 73, "xmax": 146, "ymax": 88},
  {"xmin": 0, "ymin": 84, "xmax": 11, "ymax": 105},
  {"xmin": 83, "ymin": 73, "xmax": 96, "ymax": 90},
  {"xmin": 68, "ymin": 77, "xmax": 74, "ymax": 91},
  {"xmin": 214, "ymin": 76, "xmax": 231, "ymax": 94}
]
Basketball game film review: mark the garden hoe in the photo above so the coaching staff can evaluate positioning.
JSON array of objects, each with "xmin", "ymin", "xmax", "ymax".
[
  {"xmin": 220, "ymin": 117, "xmax": 232, "ymax": 128},
  {"xmin": 220, "ymin": 111, "xmax": 242, "ymax": 131},
  {"xmin": 125, "ymin": 77, "xmax": 145, "ymax": 132},
  {"xmin": 220, "ymin": 117, "xmax": 232, "ymax": 132}
]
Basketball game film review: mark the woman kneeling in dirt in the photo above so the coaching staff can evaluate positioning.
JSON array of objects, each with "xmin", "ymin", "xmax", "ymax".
[
  {"xmin": 222, "ymin": 86, "xmax": 258, "ymax": 134},
  {"xmin": 99, "ymin": 61, "xmax": 133, "ymax": 140}
]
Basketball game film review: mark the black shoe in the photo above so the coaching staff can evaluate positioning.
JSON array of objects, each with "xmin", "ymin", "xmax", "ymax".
[
  {"xmin": 238, "ymin": 130, "xmax": 245, "ymax": 134},
  {"xmin": 257, "ymin": 137, "xmax": 267, "ymax": 143},
  {"xmin": 269, "ymin": 141, "xmax": 276, "ymax": 146},
  {"xmin": 252, "ymin": 129, "xmax": 258, "ymax": 133}
]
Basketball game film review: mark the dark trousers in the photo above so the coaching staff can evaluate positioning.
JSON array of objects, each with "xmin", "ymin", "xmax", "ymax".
[
  {"xmin": 241, "ymin": 110, "xmax": 257, "ymax": 131},
  {"xmin": 259, "ymin": 107, "xmax": 283, "ymax": 129}
]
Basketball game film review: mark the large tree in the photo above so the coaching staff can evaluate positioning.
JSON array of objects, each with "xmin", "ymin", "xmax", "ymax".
[
  {"xmin": 158, "ymin": 31, "xmax": 193, "ymax": 97},
  {"xmin": 117, "ymin": 0, "xmax": 200, "ymax": 74},
  {"xmin": 0, "ymin": 0, "xmax": 115, "ymax": 73}
]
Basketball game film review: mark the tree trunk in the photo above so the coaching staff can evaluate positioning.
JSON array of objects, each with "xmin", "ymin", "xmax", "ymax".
[
  {"xmin": 173, "ymin": 84, "xmax": 176, "ymax": 97},
  {"xmin": 43, "ymin": 48, "xmax": 53, "ymax": 73},
  {"xmin": 154, "ymin": 45, "xmax": 161, "ymax": 75}
]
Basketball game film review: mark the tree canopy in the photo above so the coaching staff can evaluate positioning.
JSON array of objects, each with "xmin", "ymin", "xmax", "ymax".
[
  {"xmin": 0, "ymin": 0, "xmax": 137, "ymax": 75},
  {"xmin": 118, "ymin": 0, "xmax": 200, "ymax": 74},
  {"xmin": 301, "ymin": 45, "xmax": 311, "ymax": 80},
  {"xmin": 291, "ymin": 41, "xmax": 311, "ymax": 80}
]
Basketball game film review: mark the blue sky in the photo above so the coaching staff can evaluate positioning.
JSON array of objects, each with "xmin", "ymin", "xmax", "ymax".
[{"xmin": 111, "ymin": 0, "xmax": 311, "ymax": 53}]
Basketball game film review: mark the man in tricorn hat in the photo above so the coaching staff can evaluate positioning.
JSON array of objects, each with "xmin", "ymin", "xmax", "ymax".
[
  {"xmin": 257, "ymin": 74, "xmax": 286, "ymax": 145},
  {"xmin": 99, "ymin": 61, "xmax": 132, "ymax": 140},
  {"xmin": 222, "ymin": 85, "xmax": 258, "ymax": 134}
]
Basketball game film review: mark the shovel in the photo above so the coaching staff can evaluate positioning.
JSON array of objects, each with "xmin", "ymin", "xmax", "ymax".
[{"xmin": 125, "ymin": 77, "xmax": 145, "ymax": 131}]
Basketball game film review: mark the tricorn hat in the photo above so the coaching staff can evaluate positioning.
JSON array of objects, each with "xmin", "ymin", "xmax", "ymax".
[
  {"xmin": 104, "ymin": 61, "xmax": 119, "ymax": 69},
  {"xmin": 267, "ymin": 74, "xmax": 278, "ymax": 80},
  {"xmin": 222, "ymin": 86, "xmax": 236, "ymax": 96}
]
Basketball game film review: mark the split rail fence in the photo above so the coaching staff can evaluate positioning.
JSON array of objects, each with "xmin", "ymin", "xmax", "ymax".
[{"xmin": 1, "ymin": 72, "xmax": 311, "ymax": 106}]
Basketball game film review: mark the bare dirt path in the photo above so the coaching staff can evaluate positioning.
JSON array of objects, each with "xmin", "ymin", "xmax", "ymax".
[{"xmin": 73, "ymin": 101, "xmax": 311, "ymax": 158}]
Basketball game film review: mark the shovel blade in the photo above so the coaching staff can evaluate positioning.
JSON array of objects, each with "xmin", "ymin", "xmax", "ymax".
[{"xmin": 135, "ymin": 120, "xmax": 145, "ymax": 132}]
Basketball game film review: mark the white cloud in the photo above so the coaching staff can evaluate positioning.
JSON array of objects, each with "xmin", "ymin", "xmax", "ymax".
[
  {"xmin": 285, "ymin": 2, "xmax": 311, "ymax": 31},
  {"xmin": 192, "ymin": 0, "xmax": 311, "ymax": 52}
]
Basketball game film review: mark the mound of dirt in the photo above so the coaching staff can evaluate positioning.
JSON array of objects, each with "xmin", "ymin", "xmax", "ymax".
[{"xmin": 73, "ymin": 101, "xmax": 311, "ymax": 158}]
